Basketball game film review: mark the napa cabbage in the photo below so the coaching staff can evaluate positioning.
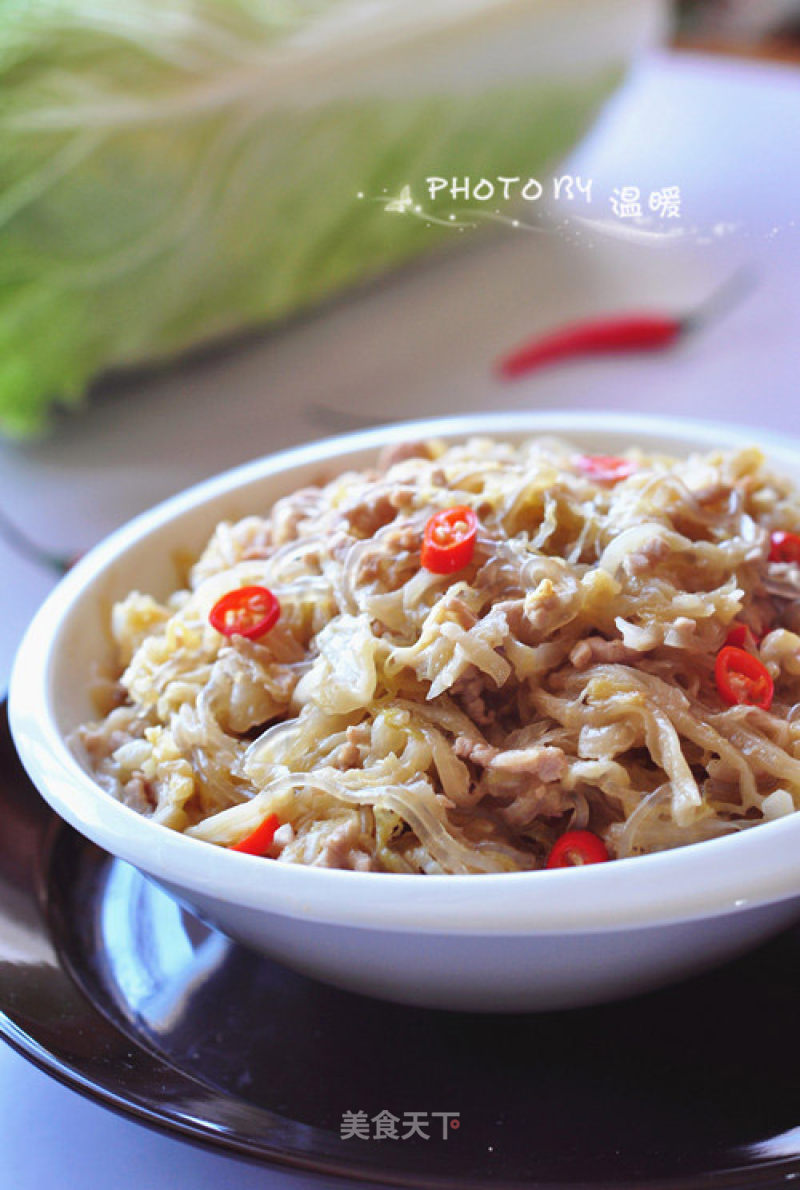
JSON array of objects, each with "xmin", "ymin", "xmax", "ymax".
[{"xmin": 0, "ymin": 0, "xmax": 641, "ymax": 434}]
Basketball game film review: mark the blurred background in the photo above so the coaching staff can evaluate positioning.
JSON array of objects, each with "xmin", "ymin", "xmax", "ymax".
[
  {"xmin": 676, "ymin": 0, "xmax": 800, "ymax": 58},
  {"xmin": 0, "ymin": 0, "xmax": 797, "ymax": 443}
]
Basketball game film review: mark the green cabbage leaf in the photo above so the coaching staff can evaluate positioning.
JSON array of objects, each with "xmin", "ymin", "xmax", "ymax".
[{"xmin": 0, "ymin": 0, "xmax": 629, "ymax": 434}]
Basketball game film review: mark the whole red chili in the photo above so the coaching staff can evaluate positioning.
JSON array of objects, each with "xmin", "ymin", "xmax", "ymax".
[
  {"xmin": 421, "ymin": 506, "xmax": 478, "ymax": 574},
  {"xmin": 496, "ymin": 269, "xmax": 754, "ymax": 380},
  {"xmin": 498, "ymin": 315, "xmax": 682, "ymax": 379},
  {"xmin": 769, "ymin": 530, "xmax": 800, "ymax": 564},
  {"xmin": 230, "ymin": 813, "xmax": 280, "ymax": 856},
  {"xmin": 714, "ymin": 645, "xmax": 774, "ymax": 711},
  {"xmin": 573, "ymin": 454, "xmax": 637, "ymax": 485},
  {"xmin": 209, "ymin": 585, "xmax": 280, "ymax": 639},
  {"xmin": 546, "ymin": 829, "xmax": 609, "ymax": 869}
]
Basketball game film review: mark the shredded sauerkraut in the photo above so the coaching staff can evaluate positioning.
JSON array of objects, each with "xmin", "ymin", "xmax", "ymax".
[{"xmin": 74, "ymin": 435, "xmax": 800, "ymax": 873}]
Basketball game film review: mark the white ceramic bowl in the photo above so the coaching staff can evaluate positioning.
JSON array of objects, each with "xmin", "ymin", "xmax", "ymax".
[{"xmin": 10, "ymin": 411, "xmax": 800, "ymax": 1012}]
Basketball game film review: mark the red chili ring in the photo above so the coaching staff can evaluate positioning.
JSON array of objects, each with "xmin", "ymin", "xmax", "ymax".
[
  {"xmin": 230, "ymin": 813, "xmax": 280, "ymax": 856},
  {"xmin": 546, "ymin": 829, "xmax": 609, "ymax": 869},
  {"xmin": 209, "ymin": 585, "xmax": 280, "ymax": 639},
  {"xmin": 724, "ymin": 623, "xmax": 761, "ymax": 650},
  {"xmin": 769, "ymin": 530, "xmax": 800, "ymax": 564},
  {"xmin": 421, "ymin": 506, "xmax": 478, "ymax": 574},
  {"xmin": 714, "ymin": 645, "xmax": 773, "ymax": 711},
  {"xmin": 573, "ymin": 454, "xmax": 637, "ymax": 485}
]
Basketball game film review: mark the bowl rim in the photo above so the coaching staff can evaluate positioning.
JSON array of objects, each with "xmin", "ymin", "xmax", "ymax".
[{"xmin": 10, "ymin": 409, "xmax": 800, "ymax": 935}]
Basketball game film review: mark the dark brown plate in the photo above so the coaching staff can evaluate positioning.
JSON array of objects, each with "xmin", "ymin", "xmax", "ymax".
[{"xmin": 1, "ymin": 699, "xmax": 799, "ymax": 1188}]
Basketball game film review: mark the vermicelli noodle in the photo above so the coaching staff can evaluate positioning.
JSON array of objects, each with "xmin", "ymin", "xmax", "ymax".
[{"xmin": 75, "ymin": 436, "xmax": 800, "ymax": 872}]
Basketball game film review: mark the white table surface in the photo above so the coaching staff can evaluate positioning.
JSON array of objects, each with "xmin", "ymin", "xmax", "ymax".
[{"xmin": 2, "ymin": 47, "xmax": 800, "ymax": 1189}]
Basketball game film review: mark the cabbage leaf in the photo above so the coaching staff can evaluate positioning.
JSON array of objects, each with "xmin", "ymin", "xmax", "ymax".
[{"xmin": 0, "ymin": 0, "xmax": 624, "ymax": 434}]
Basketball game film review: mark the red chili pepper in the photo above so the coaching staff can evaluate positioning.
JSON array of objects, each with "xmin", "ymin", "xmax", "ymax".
[
  {"xmin": 546, "ymin": 829, "xmax": 609, "ymax": 869},
  {"xmin": 498, "ymin": 315, "xmax": 682, "ymax": 379},
  {"xmin": 724, "ymin": 623, "xmax": 761, "ymax": 650},
  {"xmin": 496, "ymin": 269, "xmax": 755, "ymax": 380},
  {"xmin": 714, "ymin": 645, "xmax": 774, "ymax": 710},
  {"xmin": 421, "ymin": 506, "xmax": 478, "ymax": 574},
  {"xmin": 769, "ymin": 530, "xmax": 800, "ymax": 564},
  {"xmin": 209, "ymin": 585, "xmax": 280, "ymax": 639},
  {"xmin": 573, "ymin": 454, "xmax": 637, "ymax": 485},
  {"xmin": 230, "ymin": 813, "xmax": 280, "ymax": 856}
]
